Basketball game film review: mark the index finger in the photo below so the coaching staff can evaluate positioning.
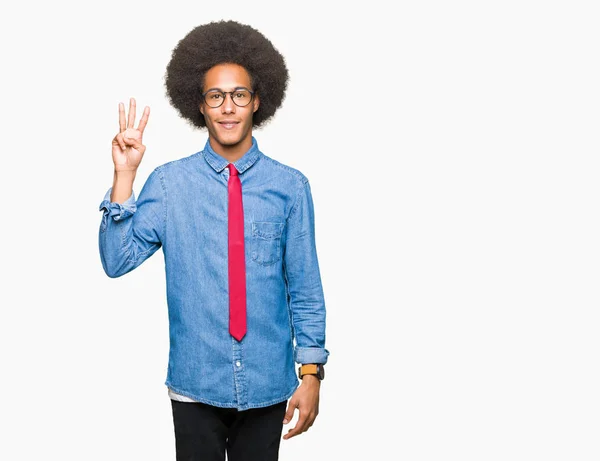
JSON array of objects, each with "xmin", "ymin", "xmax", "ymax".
[
  {"xmin": 137, "ymin": 106, "xmax": 150, "ymax": 134},
  {"xmin": 283, "ymin": 414, "xmax": 309, "ymax": 440}
]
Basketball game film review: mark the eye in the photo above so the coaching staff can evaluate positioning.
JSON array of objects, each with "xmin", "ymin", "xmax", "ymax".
[{"xmin": 205, "ymin": 91, "xmax": 222, "ymax": 100}]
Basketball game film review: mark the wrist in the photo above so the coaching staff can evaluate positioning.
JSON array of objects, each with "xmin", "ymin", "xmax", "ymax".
[
  {"xmin": 298, "ymin": 363, "xmax": 325, "ymax": 381},
  {"xmin": 111, "ymin": 170, "xmax": 137, "ymax": 203},
  {"xmin": 301, "ymin": 374, "xmax": 321, "ymax": 384},
  {"xmin": 114, "ymin": 168, "xmax": 137, "ymax": 179}
]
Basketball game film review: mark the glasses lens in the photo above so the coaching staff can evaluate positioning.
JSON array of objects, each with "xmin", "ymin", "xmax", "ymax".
[
  {"xmin": 232, "ymin": 89, "xmax": 251, "ymax": 107},
  {"xmin": 204, "ymin": 90, "xmax": 225, "ymax": 108}
]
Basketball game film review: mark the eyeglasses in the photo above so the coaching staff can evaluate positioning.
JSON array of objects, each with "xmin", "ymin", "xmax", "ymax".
[{"xmin": 201, "ymin": 88, "xmax": 255, "ymax": 108}]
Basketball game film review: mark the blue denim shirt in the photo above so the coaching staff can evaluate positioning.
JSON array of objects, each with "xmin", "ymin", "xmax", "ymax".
[{"xmin": 98, "ymin": 137, "xmax": 329, "ymax": 410}]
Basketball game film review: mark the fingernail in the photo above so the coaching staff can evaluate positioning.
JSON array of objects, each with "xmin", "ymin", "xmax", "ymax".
[{"xmin": 283, "ymin": 419, "xmax": 288, "ymax": 424}]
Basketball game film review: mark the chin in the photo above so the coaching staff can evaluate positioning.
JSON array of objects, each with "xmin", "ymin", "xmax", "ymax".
[
  {"xmin": 217, "ymin": 135, "xmax": 243, "ymax": 146},
  {"xmin": 214, "ymin": 129, "xmax": 245, "ymax": 145}
]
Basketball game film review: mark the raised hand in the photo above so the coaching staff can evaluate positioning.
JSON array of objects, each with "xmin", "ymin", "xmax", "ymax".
[{"xmin": 112, "ymin": 97, "xmax": 150, "ymax": 173}]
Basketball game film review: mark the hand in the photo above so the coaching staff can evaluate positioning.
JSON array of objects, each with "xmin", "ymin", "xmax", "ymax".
[
  {"xmin": 112, "ymin": 97, "xmax": 150, "ymax": 173},
  {"xmin": 282, "ymin": 375, "xmax": 321, "ymax": 440}
]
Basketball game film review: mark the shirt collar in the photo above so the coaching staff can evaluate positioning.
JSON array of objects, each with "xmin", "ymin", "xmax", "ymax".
[{"xmin": 202, "ymin": 136, "xmax": 261, "ymax": 174}]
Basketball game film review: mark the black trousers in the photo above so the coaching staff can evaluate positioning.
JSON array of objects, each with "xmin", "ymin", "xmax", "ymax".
[{"xmin": 170, "ymin": 399, "xmax": 287, "ymax": 461}]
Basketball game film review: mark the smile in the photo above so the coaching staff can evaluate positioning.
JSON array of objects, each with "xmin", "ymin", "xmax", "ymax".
[{"xmin": 218, "ymin": 121, "xmax": 239, "ymax": 130}]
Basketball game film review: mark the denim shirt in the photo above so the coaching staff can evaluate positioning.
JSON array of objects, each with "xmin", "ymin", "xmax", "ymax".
[{"xmin": 98, "ymin": 137, "xmax": 329, "ymax": 410}]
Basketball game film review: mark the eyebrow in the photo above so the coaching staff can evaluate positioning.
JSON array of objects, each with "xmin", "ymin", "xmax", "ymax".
[{"xmin": 204, "ymin": 86, "xmax": 250, "ymax": 92}]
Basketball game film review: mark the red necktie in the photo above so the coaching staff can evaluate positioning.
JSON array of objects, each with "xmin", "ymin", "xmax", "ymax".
[{"xmin": 227, "ymin": 163, "xmax": 247, "ymax": 341}]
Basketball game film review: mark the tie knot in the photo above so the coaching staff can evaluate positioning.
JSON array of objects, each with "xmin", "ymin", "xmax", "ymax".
[{"xmin": 228, "ymin": 163, "xmax": 239, "ymax": 176}]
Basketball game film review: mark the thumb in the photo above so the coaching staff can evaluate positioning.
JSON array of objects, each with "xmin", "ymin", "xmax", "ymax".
[
  {"xmin": 283, "ymin": 401, "xmax": 297, "ymax": 424},
  {"xmin": 123, "ymin": 135, "xmax": 142, "ymax": 151}
]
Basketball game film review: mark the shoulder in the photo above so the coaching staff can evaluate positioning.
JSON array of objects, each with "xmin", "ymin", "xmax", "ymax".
[
  {"xmin": 152, "ymin": 151, "xmax": 203, "ymax": 175},
  {"xmin": 259, "ymin": 152, "xmax": 309, "ymax": 187}
]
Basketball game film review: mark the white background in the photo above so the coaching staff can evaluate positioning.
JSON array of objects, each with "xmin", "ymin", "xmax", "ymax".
[{"xmin": 1, "ymin": 1, "xmax": 599, "ymax": 460}]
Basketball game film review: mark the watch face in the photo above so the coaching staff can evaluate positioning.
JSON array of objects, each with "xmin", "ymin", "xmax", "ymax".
[{"xmin": 317, "ymin": 364, "xmax": 325, "ymax": 380}]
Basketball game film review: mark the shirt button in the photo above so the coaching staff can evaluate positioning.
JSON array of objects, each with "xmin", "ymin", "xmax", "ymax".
[{"xmin": 236, "ymin": 361, "xmax": 241, "ymax": 367}]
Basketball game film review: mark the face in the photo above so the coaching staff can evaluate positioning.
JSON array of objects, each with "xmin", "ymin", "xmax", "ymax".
[{"xmin": 199, "ymin": 63, "xmax": 260, "ymax": 156}]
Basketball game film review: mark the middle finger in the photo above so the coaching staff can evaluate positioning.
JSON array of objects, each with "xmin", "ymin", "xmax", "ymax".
[
  {"xmin": 127, "ymin": 97, "xmax": 136, "ymax": 129},
  {"xmin": 119, "ymin": 102, "xmax": 126, "ymax": 132}
]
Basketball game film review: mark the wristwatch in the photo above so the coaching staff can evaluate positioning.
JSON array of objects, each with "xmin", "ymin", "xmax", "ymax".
[{"xmin": 298, "ymin": 363, "xmax": 325, "ymax": 380}]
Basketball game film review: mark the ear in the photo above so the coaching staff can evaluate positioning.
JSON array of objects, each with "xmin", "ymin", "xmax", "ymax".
[
  {"xmin": 253, "ymin": 93, "xmax": 260, "ymax": 113},
  {"xmin": 199, "ymin": 102, "xmax": 205, "ymax": 116}
]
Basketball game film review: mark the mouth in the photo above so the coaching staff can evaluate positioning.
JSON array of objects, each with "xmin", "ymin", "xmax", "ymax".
[{"xmin": 218, "ymin": 121, "xmax": 240, "ymax": 130}]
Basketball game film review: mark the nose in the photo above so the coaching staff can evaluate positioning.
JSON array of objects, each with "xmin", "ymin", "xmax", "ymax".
[{"xmin": 221, "ymin": 93, "xmax": 236, "ymax": 114}]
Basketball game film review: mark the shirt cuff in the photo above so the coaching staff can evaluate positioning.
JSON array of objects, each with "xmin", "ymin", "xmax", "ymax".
[
  {"xmin": 294, "ymin": 347, "xmax": 329, "ymax": 365},
  {"xmin": 99, "ymin": 187, "xmax": 137, "ymax": 221}
]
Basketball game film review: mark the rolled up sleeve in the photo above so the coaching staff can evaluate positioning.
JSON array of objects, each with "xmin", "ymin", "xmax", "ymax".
[
  {"xmin": 283, "ymin": 178, "xmax": 330, "ymax": 365},
  {"xmin": 99, "ymin": 189, "xmax": 137, "ymax": 222},
  {"xmin": 98, "ymin": 167, "xmax": 166, "ymax": 278}
]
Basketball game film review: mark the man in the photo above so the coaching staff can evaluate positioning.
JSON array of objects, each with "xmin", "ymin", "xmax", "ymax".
[{"xmin": 98, "ymin": 19, "xmax": 329, "ymax": 460}]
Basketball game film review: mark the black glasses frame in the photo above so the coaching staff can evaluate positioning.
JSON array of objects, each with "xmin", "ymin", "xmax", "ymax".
[{"xmin": 201, "ymin": 88, "xmax": 255, "ymax": 108}]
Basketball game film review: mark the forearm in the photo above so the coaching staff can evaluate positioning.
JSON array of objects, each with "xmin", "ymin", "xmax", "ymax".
[
  {"xmin": 285, "ymin": 253, "xmax": 328, "ymax": 363},
  {"xmin": 110, "ymin": 169, "xmax": 137, "ymax": 203},
  {"xmin": 99, "ymin": 209, "xmax": 162, "ymax": 278},
  {"xmin": 98, "ymin": 193, "xmax": 140, "ymax": 278},
  {"xmin": 99, "ymin": 168, "xmax": 165, "ymax": 278},
  {"xmin": 99, "ymin": 219, "xmax": 135, "ymax": 277},
  {"xmin": 291, "ymin": 294, "xmax": 329, "ymax": 364}
]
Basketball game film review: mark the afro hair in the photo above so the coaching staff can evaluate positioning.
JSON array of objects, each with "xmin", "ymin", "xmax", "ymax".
[{"xmin": 164, "ymin": 20, "xmax": 289, "ymax": 129}]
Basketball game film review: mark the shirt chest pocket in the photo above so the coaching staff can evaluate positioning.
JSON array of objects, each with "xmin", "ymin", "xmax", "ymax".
[{"xmin": 250, "ymin": 221, "xmax": 284, "ymax": 266}]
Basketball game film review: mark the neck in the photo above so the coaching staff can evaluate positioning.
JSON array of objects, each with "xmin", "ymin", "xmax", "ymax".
[{"xmin": 209, "ymin": 136, "xmax": 253, "ymax": 163}]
